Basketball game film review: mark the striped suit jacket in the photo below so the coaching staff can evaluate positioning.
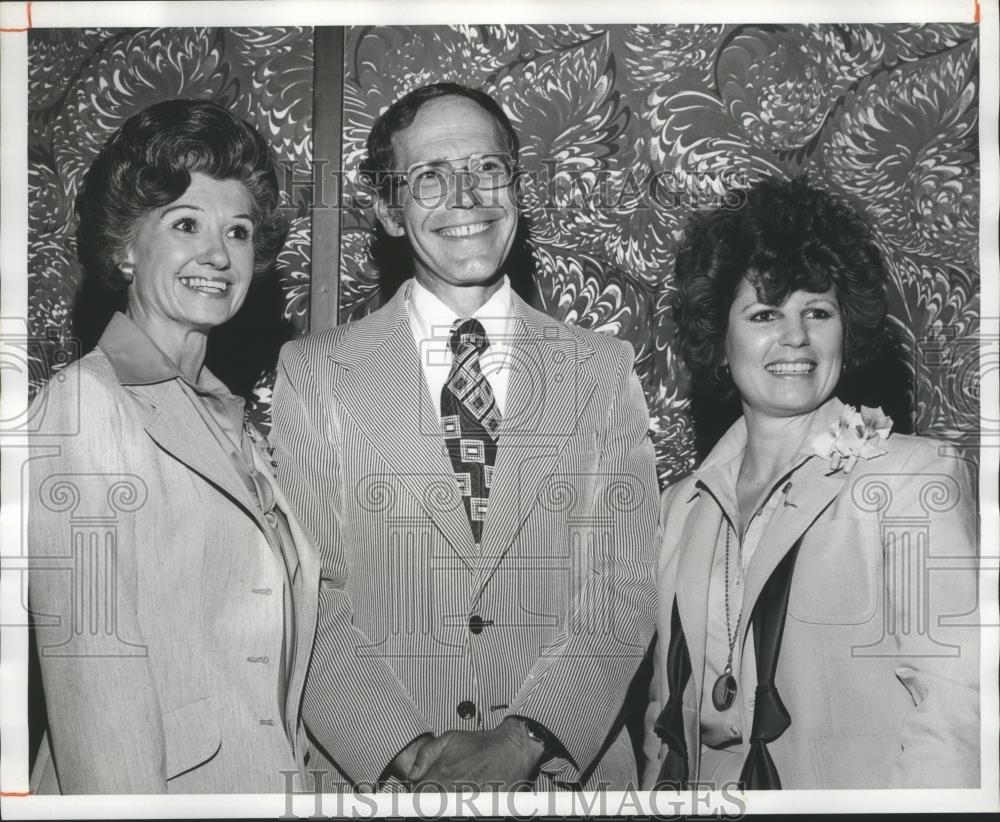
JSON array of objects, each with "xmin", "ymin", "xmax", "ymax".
[{"xmin": 271, "ymin": 280, "xmax": 658, "ymax": 789}]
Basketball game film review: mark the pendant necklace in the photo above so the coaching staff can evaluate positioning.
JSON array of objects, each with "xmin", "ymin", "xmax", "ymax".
[{"xmin": 712, "ymin": 521, "xmax": 741, "ymax": 712}]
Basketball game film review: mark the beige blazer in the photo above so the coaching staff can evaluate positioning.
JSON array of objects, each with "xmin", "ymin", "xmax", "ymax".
[
  {"xmin": 272, "ymin": 281, "xmax": 659, "ymax": 789},
  {"xmin": 643, "ymin": 403, "xmax": 980, "ymax": 789},
  {"xmin": 28, "ymin": 337, "xmax": 320, "ymax": 793}
]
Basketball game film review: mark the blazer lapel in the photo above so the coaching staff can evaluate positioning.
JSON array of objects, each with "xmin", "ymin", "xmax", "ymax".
[
  {"xmin": 253, "ymin": 453, "xmax": 321, "ymax": 739},
  {"xmin": 142, "ymin": 380, "xmax": 262, "ymax": 526},
  {"xmin": 673, "ymin": 485, "xmax": 728, "ymax": 705},
  {"xmin": 330, "ymin": 289, "xmax": 479, "ymax": 568},
  {"xmin": 247, "ymin": 443, "xmax": 300, "ymax": 582},
  {"xmin": 738, "ymin": 458, "xmax": 849, "ymax": 641},
  {"xmin": 474, "ymin": 298, "xmax": 593, "ymax": 587}
]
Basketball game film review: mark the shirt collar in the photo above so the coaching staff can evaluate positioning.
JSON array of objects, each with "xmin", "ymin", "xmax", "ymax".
[
  {"xmin": 97, "ymin": 311, "xmax": 237, "ymax": 399},
  {"xmin": 691, "ymin": 396, "xmax": 849, "ymax": 505},
  {"xmin": 407, "ymin": 276, "xmax": 515, "ymax": 348}
]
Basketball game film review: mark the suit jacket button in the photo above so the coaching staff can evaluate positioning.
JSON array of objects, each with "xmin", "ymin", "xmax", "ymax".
[
  {"xmin": 469, "ymin": 615, "xmax": 484, "ymax": 634},
  {"xmin": 457, "ymin": 700, "xmax": 476, "ymax": 720}
]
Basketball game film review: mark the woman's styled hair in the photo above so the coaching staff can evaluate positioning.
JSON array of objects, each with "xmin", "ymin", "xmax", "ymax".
[
  {"xmin": 672, "ymin": 175, "xmax": 888, "ymax": 396},
  {"xmin": 75, "ymin": 98, "xmax": 287, "ymax": 292}
]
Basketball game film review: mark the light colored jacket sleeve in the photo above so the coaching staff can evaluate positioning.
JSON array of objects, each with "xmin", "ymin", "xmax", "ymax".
[
  {"xmin": 271, "ymin": 339, "xmax": 432, "ymax": 788},
  {"xmin": 884, "ymin": 441, "xmax": 980, "ymax": 787},
  {"xmin": 29, "ymin": 367, "xmax": 167, "ymax": 793}
]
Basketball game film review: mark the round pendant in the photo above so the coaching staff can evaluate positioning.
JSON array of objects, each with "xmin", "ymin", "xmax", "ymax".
[{"xmin": 712, "ymin": 672, "xmax": 738, "ymax": 712}]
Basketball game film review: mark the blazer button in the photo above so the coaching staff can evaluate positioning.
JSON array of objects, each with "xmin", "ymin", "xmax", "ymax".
[
  {"xmin": 469, "ymin": 615, "xmax": 485, "ymax": 634},
  {"xmin": 457, "ymin": 700, "xmax": 477, "ymax": 720}
]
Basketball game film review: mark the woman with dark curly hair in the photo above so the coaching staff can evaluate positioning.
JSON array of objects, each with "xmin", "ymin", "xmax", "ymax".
[
  {"xmin": 29, "ymin": 99, "xmax": 319, "ymax": 794},
  {"xmin": 643, "ymin": 176, "xmax": 978, "ymax": 790}
]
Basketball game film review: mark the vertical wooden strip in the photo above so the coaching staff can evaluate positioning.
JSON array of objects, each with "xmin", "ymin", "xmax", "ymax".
[{"xmin": 309, "ymin": 26, "xmax": 344, "ymax": 333}]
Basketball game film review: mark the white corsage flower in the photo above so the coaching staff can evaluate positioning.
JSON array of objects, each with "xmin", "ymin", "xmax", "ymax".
[{"xmin": 810, "ymin": 404, "xmax": 893, "ymax": 474}]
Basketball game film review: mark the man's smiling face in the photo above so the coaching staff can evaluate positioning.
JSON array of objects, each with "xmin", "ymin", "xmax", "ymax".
[{"xmin": 377, "ymin": 95, "xmax": 518, "ymax": 303}]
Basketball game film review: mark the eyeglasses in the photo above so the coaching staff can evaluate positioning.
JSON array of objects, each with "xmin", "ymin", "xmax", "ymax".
[{"xmin": 397, "ymin": 153, "xmax": 515, "ymax": 204}]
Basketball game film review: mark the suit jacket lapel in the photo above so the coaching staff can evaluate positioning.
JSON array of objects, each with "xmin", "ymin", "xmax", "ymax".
[
  {"xmin": 475, "ymin": 297, "xmax": 592, "ymax": 587},
  {"xmin": 143, "ymin": 380, "xmax": 263, "ymax": 527},
  {"xmin": 247, "ymin": 443, "xmax": 301, "ymax": 582},
  {"xmin": 738, "ymin": 458, "xmax": 849, "ymax": 642},
  {"xmin": 673, "ymin": 484, "xmax": 728, "ymax": 704},
  {"xmin": 249, "ymin": 447, "xmax": 321, "ymax": 739},
  {"xmin": 684, "ymin": 398, "xmax": 853, "ymax": 653},
  {"xmin": 330, "ymin": 287, "xmax": 479, "ymax": 568},
  {"xmin": 668, "ymin": 419, "xmax": 747, "ymax": 705}
]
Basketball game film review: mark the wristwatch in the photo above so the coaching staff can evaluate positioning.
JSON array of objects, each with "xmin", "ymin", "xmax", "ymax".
[{"xmin": 515, "ymin": 716, "xmax": 556, "ymax": 759}]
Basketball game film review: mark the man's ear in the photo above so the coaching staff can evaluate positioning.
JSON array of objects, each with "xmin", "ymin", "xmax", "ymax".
[{"xmin": 375, "ymin": 197, "xmax": 406, "ymax": 238}]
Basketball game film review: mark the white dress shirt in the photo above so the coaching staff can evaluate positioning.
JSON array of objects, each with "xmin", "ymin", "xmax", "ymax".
[{"xmin": 406, "ymin": 276, "xmax": 515, "ymax": 420}]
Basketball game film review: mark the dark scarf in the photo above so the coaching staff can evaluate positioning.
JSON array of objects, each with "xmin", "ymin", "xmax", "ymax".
[{"xmin": 653, "ymin": 536, "xmax": 803, "ymax": 790}]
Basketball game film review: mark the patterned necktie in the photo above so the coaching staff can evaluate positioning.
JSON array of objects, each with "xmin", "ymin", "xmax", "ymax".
[{"xmin": 440, "ymin": 318, "xmax": 502, "ymax": 543}]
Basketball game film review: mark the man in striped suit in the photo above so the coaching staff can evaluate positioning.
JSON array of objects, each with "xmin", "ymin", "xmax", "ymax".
[{"xmin": 272, "ymin": 82, "xmax": 658, "ymax": 790}]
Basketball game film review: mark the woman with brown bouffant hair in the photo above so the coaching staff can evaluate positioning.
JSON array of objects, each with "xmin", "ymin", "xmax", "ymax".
[
  {"xmin": 29, "ymin": 99, "xmax": 319, "ymax": 794},
  {"xmin": 644, "ymin": 176, "xmax": 978, "ymax": 790}
]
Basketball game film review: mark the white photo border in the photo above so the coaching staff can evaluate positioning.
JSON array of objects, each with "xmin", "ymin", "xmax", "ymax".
[{"xmin": 2, "ymin": 0, "xmax": 997, "ymax": 817}]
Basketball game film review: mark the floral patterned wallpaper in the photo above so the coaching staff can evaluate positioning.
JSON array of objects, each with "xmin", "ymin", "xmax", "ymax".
[{"xmin": 27, "ymin": 24, "xmax": 979, "ymax": 484}]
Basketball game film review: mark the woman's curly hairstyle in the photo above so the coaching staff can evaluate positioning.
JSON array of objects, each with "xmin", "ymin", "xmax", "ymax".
[
  {"xmin": 672, "ymin": 175, "xmax": 888, "ymax": 397},
  {"xmin": 76, "ymin": 98, "xmax": 287, "ymax": 292}
]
